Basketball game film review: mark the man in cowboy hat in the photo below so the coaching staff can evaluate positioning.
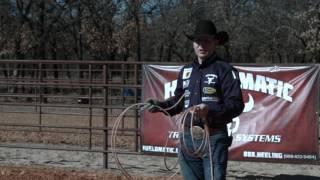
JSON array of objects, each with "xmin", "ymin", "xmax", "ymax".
[{"xmin": 147, "ymin": 20, "xmax": 244, "ymax": 180}]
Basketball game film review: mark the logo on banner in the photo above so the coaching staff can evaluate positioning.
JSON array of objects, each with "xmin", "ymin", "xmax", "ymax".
[
  {"xmin": 228, "ymin": 93, "xmax": 254, "ymax": 135},
  {"xmin": 239, "ymin": 72, "xmax": 294, "ymax": 102},
  {"xmin": 228, "ymin": 72, "xmax": 294, "ymax": 137},
  {"xmin": 243, "ymin": 93, "xmax": 254, "ymax": 112},
  {"xmin": 144, "ymin": 65, "xmax": 319, "ymax": 162}
]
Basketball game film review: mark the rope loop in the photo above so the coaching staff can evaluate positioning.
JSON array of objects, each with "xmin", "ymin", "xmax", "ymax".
[{"xmin": 111, "ymin": 95, "xmax": 212, "ymax": 180}]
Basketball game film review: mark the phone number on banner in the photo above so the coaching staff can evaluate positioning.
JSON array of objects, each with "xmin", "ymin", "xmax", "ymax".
[{"xmin": 243, "ymin": 151, "xmax": 317, "ymax": 160}]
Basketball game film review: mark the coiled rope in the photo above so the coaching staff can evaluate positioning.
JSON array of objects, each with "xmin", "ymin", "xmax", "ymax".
[{"xmin": 111, "ymin": 95, "xmax": 213, "ymax": 179}]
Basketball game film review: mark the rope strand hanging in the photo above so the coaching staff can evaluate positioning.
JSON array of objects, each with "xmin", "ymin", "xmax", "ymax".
[{"xmin": 111, "ymin": 95, "xmax": 214, "ymax": 180}]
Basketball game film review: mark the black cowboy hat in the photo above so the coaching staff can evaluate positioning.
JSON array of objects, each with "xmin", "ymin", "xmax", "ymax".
[{"xmin": 185, "ymin": 20, "xmax": 229, "ymax": 45}]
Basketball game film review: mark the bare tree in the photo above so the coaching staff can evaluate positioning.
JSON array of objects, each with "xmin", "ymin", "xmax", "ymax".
[
  {"xmin": 0, "ymin": 0, "xmax": 318, "ymax": 63},
  {"xmin": 297, "ymin": 2, "xmax": 320, "ymax": 62},
  {"xmin": 81, "ymin": 0, "xmax": 118, "ymax": 60}
]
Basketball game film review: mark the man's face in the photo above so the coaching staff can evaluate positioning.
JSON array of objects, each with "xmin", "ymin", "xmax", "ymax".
[{"xmin": 193, "ymin": 38, "xmax": 217, "ymax": 60}]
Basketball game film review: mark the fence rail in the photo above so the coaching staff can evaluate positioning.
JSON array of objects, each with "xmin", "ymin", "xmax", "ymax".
[
  {"xmin": 0, "ymin": 60, "xmax": 180, "ymax": 168},
  {"xmin": 0, "ymin": 60, "xmax": 319, "ymax": 169}
]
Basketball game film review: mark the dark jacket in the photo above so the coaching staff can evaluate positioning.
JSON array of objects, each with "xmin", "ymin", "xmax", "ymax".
[{"xmin": 159, "ymin": 55, "xmax": 244, "ymax": 129}]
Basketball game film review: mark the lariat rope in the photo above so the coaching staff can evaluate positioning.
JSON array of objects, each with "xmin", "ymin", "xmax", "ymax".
[{"xmin": 111, "ymin": 95, "xmax": 213, "ymax": 180}]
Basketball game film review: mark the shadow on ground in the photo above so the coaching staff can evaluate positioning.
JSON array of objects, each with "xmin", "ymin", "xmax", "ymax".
[{"xmin": 236, "ymin": 174, "xmax": 320, "ymax": 180}]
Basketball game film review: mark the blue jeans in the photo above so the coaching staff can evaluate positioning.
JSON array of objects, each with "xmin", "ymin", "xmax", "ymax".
[{"xmin": 178, "ymin": 131, "xmax": 229, "ymax": 180}]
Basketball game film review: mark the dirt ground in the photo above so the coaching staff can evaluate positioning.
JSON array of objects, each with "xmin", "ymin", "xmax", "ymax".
[
  {"xmin": 0, "ymin": 164, "xmax": 179, "ymax": 180},
  {"xmin": 0, "ymin": 111, "xmax": 319, "ymax": 180},
  {"xmin": 0, "ymin": 111, "xmax": 181, "ymax": 180},
  {"xmin": 1, "ymin": 160, "xmax": 320, "ymax": 180}
]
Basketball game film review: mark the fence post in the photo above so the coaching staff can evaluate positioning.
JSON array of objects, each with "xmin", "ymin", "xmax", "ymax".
[
  {"xmin": 38, "ymin": 63, "xmax": 43, "ymax": 132},
  {"xmin": 89, "ymin": 64, "xmax": 93, "ymax": 150},
  {"xmin": 134, "ymin": 64, "xmax": 139, "ymax": 152},
  {"xmin": 103, "ymin": 64, "xmax": 109, "ymax": 168}
]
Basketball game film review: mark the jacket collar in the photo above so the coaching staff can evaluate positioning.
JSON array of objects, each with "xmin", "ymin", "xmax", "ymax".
[{"xmin": 193, "ymin": 54, "xmax": 218, "ymax": 69}]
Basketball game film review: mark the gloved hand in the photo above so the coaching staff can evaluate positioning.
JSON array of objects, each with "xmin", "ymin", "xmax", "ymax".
[
  {"xmin": 146, "ymin": 99, "xmax": 162, "ymax": 113},
  {"xmin": 193, "ymin": 103, "xmax": 209, "ymax": 120}
]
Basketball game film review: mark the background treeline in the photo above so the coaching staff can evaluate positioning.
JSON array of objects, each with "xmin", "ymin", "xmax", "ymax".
[{"xmin": 0, "ymin": 0, "xmax": 319, "ymax": 63}]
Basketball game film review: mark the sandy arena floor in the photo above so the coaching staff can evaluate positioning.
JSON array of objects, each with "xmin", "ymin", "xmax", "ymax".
[
  {"xmin": 0, "ymin": 110, "xmax": 319, "ymax": 179},
  {"xmin": 0, "ymin": 144, "xmax": 319, "ymax": 180}
]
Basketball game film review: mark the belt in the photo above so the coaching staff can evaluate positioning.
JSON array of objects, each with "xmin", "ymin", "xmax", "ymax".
[{"xmin": 208, "ymin": 127, "xmax": 223, "ymax": 135}]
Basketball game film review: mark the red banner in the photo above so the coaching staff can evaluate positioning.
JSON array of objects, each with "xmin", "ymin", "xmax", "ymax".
[{"xmin": 141, "ymin": 65, "xmax": 319, "ymax": 163}]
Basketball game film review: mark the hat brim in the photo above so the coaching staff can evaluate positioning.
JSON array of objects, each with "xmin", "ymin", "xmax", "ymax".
[
  {"xmin": 185, "ymin": 31, "xmax": 229, "ymax": 45},
  {"xmin": 185, "ymin": 34, "xmax": 215, "ymax": 41}
]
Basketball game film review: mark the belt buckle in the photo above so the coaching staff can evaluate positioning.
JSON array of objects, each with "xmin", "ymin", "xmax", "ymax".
[{"xmin": 191, "ymin": 126, "xmax": 204, "ymax": 139}]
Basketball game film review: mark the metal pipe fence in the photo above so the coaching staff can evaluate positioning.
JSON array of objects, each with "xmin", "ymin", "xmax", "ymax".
[
  {"xmin": 0, "ymin": 60, "xmax": 170, "ymax": 168},
  {"xmin": 0, "ymin": 60, "xmax": 319, "ymax": 169}
]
